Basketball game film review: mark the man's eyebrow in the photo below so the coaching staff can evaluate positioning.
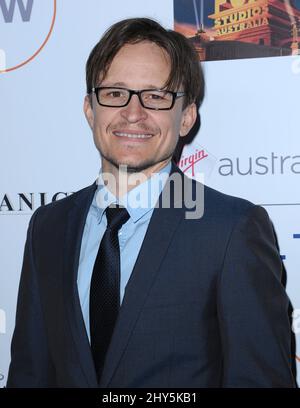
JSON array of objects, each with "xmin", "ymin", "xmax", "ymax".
[{"xmin": 101, "ymin": 81, "xmax": 166, "ymax": 89}]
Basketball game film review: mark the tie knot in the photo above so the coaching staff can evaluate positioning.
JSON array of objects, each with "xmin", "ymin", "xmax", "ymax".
[{"xmin": 105, "ymin": 204, "xmax": 130, "ymax": 232}]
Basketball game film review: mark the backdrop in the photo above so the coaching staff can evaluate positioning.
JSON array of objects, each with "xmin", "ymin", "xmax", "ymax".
[{"xmin": 0, "ymin": 0, "xmax": 299, "ymax": 386}]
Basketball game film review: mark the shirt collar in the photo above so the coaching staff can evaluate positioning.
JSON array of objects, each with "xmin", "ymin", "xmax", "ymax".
[{"xmin": 92, "ymin": 162, "xmax": 172, "ymax": 224}]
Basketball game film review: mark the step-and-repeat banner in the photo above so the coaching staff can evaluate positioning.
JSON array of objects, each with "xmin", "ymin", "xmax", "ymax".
[{"xmin": 1, "ymin": 0, "xmax": 299, "ymax": 385}]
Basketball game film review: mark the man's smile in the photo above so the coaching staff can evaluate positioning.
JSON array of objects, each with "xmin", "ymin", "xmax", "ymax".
[{"xmin": 112, "ymin": 130, "xmax": 155, "ymax": 141}]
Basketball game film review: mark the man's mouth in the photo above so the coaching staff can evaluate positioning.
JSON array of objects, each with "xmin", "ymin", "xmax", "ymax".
[{"xmin": 113, "ymin": 131, "xmax": 153, "ymax": 139}]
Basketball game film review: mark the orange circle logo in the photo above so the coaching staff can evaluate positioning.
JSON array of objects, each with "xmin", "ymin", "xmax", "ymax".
[{"xmin": 0, "ymin": 0, "xmax": 56, "ymax": 73}]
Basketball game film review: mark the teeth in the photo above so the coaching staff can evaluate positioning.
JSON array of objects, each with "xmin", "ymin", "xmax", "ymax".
[{"xmin": 114, "ymin": 132, "xmax": 152, "ymax": 139}]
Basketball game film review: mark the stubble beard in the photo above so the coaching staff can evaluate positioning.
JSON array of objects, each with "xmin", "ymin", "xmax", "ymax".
[{"xmin": 100, "ymin": 150, "xmax": 174, "ymax": 174}]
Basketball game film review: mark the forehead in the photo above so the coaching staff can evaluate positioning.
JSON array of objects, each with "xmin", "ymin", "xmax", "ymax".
[{"xmin": 102, "ymin": 41, "xmax": 171, "ymax": 88}]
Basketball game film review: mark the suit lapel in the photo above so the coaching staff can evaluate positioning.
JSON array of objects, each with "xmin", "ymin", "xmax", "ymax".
[
  {"xmin": 61, "ymin": 165, "xmax": 192, "ymax": 388},
  {"xmin": 62, "ymin": 183, "xmax": 99, "ymax": 387},
  {"xmin": 99, "ymin": 164, "xmax": 187, "ymax": 387}
]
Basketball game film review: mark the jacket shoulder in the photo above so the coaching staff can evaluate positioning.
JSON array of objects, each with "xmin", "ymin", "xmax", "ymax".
[
  {"xmin": 174, "ymin": 162, "xmax": 257, "ymax": 219},
  {"xmin": 180, "ymin": 168, "xmax": 256, "ymax": 216},
  {"xmin": 31, "ymin": 182, "xmax": 96, "ymax": 221},
  {"xmin": 203, "ymin": 182, "xmax": 256, "ymax": 215}
]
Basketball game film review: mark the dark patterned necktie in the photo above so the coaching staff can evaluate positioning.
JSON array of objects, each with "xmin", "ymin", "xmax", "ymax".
[{"xmin": 89, "ymin": 204, "xmax": 130, "ymax": 382}]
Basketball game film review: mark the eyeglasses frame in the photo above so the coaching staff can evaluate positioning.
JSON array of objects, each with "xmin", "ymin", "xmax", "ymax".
[{"xmin": 91, "ymin": 86, "xmax": 186, "ymax": 111}]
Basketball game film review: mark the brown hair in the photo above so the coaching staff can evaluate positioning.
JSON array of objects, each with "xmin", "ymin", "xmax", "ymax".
[{"xmin": 86, "ymin": 17, "xmax": 205, "ymax": 109}]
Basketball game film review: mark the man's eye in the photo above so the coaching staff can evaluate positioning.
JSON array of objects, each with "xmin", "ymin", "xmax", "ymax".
[
  {"xmin": 108, "ymin": 91, "xmax": 122, "ymax": 98},
  {"xmin": 149, "ymin": 93, "xmax": 164, "ymax": 100}
]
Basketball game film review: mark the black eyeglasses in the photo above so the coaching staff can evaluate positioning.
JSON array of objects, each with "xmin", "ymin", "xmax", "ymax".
[{"xmin": 91, "ymin": 86, "xmax": 185, "ymax": 110}]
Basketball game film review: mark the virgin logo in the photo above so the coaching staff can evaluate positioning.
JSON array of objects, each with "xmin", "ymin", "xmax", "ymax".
[
  {"xmin": 0, "ymin": 0, "xmax": 56, "ymax": 73},
  {"xmin": 178, "ymin": 148, "xmax": 209, "ymax": 177}
]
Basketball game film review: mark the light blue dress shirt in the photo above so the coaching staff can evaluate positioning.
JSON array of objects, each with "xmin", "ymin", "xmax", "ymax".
[{"xmin": 77, "ymin": 162, "xmax": 172, "ymax": 341}]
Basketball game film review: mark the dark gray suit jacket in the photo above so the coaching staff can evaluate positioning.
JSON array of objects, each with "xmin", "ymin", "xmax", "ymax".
[{"xmin": 7, "ymin": 164, "xmax": 296, "ymax": 387}]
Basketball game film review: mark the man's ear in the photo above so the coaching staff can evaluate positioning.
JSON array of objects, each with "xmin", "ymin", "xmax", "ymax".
[
  {"xmin": 179, "ymin": 102, "xmax": 197, "ymax": 137},
  {"xmin": 83, "ymin": 94, "xmax": 94, "ymax": 130}
]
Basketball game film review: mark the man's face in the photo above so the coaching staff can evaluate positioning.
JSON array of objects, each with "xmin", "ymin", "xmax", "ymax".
[{"xmin": 84, "ymin": 41, "xmax": 196, "ymax": 176}]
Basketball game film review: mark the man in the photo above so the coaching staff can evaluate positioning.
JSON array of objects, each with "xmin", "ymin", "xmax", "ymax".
[{"xmin": 7, "ymin": 18, "xmax": 296, "ymax": 388}]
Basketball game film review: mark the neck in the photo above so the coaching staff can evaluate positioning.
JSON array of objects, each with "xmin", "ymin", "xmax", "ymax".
[{"xmin": 101, "ymin": 159, "xmax": 171, "ymax": 198}]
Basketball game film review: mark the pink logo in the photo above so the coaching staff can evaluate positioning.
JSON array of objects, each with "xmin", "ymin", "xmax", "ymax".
[{"xmin": 178, "ymin": 148, "xmax": 209, "ymax": 177}]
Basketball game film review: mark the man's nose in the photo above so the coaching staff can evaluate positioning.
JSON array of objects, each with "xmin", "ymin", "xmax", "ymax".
[{"xmin": 120, "ymin": 94, "xmax": 148, "ymax": 122}]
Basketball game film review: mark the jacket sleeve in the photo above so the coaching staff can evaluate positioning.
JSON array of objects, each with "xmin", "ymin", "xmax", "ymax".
[
  {"xmin": 218, "ymin": 205, "xmax": 296, "ymax": 388},
  {"xmin": 6, "ymin": 210, "xmax": 56, "ymax": 387}
]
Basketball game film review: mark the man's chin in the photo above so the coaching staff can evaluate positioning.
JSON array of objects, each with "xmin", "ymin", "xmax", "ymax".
[
  {"xmin": 101, "ymin": 152, "xmax": 172, "ymax": 175},
  {"xmin": 118, "ymin": 163, "xmax": 152, "ymax": 174},
  {"xmin": 106, "ymin": 156, "xmax": 156, "ymax": 174}
]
